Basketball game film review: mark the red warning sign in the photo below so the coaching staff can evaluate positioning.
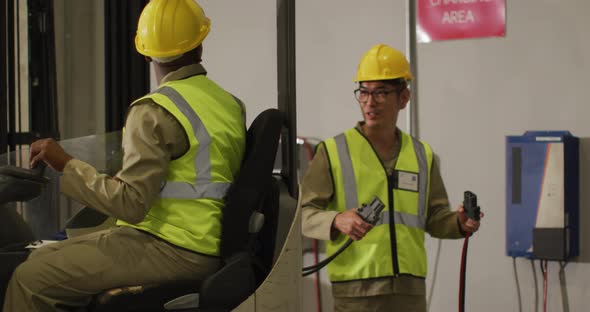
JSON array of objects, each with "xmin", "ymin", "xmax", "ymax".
[{"xmin": 417, "ymin": 0, "xmax": 506, "ymax": 42}]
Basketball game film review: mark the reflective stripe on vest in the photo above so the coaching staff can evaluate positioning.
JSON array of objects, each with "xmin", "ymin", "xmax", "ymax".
[
  {"xmin": 155, "ymin": 86, "xmax": 231, "ymax": 200},
  {"xmin": 334, "ymin": 134, "xmax": 359, "ymax": 209},
  {"xmin": 333, "ymin": 133, "xmax": 429, "ymax": 229}
]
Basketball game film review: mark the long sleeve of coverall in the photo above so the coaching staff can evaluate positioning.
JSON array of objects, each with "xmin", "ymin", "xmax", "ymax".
[
  {"xmin": 59, "ymin": 65, "xmax": 215, "ymax": 224},
  {"xmin": 60, "ymin": 102, "xmax": 189, "ymax": 224}
]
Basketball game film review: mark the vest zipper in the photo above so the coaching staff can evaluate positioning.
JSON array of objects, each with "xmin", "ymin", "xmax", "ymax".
[
  {"xmin": 354, "ymin": 128, "xmax": 401, "ymax": 277},
  {"xmin": 388, "ymin": 173, "xmax": 400, "ymax": 277}
]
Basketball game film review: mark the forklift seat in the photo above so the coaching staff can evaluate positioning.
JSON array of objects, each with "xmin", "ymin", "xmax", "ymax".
[{"xmin": 89, "ymin": 108, "xmax": 284, "ymax": 312}]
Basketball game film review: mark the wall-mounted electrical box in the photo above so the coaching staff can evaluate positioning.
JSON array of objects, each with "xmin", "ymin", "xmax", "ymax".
[{"xmin": 506, "ymin": 131, "xmax": 579, "ymax": 260}]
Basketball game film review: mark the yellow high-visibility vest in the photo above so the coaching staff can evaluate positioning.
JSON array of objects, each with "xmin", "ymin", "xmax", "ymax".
[
  {"xmin": 324, "ymin": 128, "xmax": 433, "ymax": 281},
  {"xmin": 118, "ymin": 74, "xmax": 246, "ymax": 256}
]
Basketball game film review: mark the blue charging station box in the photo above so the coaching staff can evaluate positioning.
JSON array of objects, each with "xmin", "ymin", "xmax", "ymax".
[{"xmin": 506, "ymin": 131, "xmax": 579, "ymax": 260}]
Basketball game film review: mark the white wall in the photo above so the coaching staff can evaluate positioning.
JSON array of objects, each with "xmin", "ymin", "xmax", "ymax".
[
  {"xmin": 199, "ymin": 0, "xmax": 408, "ymax": 132},
  {"xmin": 295, "ymin": 1, "xmax": 408, "ymax": 140},
  {"xmin": 420, "ymin": 0, "xmax": 590, "ymax": 311},
  {"xmin": 198, "ymin": 0, "xmax": 277, "ymax": 126}
]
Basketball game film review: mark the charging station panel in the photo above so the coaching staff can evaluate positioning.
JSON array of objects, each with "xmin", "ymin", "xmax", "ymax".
[{"xmin": 506, "ymin": 131, "xmax": 579, "ymax": 260}]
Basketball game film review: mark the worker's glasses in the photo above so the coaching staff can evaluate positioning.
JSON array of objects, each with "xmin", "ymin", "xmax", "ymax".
[{"xmin": 354, "ymin": 88, "xmax": 399, "ymax": 104}]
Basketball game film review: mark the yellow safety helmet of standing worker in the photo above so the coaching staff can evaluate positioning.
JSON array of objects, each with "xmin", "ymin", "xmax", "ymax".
[
  {"xmin": 354, "ymin": 44, "xmax": 414, "ymax": 82},
  {"xmin": 135, "ymin": 0, "xmax": 211, "ymax": 58}
]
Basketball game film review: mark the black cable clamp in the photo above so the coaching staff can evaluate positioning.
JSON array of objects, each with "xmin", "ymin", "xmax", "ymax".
[
  {"xmin": 357, "ymin": 196, "xmax": 385, "ymax": 225},
  {"xmin": 463, "ymin": 191, "xmax": 480, "ymax": 221}
]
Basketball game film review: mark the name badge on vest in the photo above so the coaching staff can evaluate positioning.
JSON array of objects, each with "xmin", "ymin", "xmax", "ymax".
[{"xmin": 396, "ymin": 170, "xmax": 419, "ymax": 192}]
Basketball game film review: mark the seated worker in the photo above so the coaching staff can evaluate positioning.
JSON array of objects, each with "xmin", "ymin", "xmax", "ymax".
[
  {"xmin": 3, "ymin": 0, "xmax": 246, "ymax": 311},
  {"xmin": 300, "ymin": 44, "xmax": 483, "ymax": 312}
]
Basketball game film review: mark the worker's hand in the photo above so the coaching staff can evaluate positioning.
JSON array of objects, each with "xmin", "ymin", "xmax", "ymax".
[
  {"xmin": 30, "ymin": 138, "xmax": 73, "ymax": 172},
  {"xmin": 333, "ymin": 209, "xmax": 373, "ymax": 241},
  {"xmin": 457, "ymin": 205, "xmax": 484, "ymax": 234}
]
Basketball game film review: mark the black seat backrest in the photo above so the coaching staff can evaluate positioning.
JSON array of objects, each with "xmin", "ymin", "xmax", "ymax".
[
  {"xmin": 220, "ymin": 108, "xmax": 283, "ymax": 259},
  {"xmin": 198, "ymin": 108, "xmax": 283, "ymax": 311}
]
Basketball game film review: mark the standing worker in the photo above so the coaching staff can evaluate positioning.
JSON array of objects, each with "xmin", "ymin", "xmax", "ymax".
[
  {"xmin": 3, "ymin": 0, "xmax": 246, "ymax": 311},
  {"xmin": 301, "ymin": 44, "xmax": 483, "ymax": 312}
]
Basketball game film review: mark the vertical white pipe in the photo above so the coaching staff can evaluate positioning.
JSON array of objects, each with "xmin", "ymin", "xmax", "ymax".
[{"xmin": 406, "ymin": 0, "xmax": 419, "ymax": 138}]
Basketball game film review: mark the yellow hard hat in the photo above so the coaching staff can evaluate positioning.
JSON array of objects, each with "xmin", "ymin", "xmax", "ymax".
[
  {"xmin": 135, "ymin": 0, "xmax": 211, "ymax": 58},
  {"xmin": 354, "ymin": 44, "xmax": 414, "ymax": 82}
]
